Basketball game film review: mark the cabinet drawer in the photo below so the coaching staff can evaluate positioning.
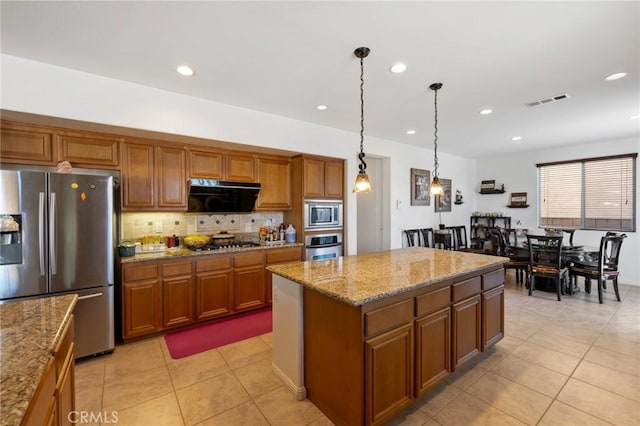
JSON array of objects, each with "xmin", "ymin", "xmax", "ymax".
[
  {"xmin": 234, "ymin": 251, "xmax": 264, "ymax": 268},
  {"xmin": 124, "ymin": 264, "xmax": 158, "ymax": 281},
  {"xmin": 365, "ymin": 299, "xmax": 413, "ymax": 338},
  {"xmin": 416, "ymin": 286, "xmax": 451, "ymax": 317},
  {"xmin": 483, "ymin": 269, "xmax": 504, "ymax": 291},
  {"xmin": 162, "ymin": 261, "xmax": 192, "ymax": 277},
  {"xmin": 452, "ymin": 277, "xmax": 481, "ymax": 303},
  {"xmin": 196, "ymin": 255, "xmax": 232, "ymax": 272},
  {"xmin": 266, "ymin": 247, "xmax": 302, "ymax": 264}
]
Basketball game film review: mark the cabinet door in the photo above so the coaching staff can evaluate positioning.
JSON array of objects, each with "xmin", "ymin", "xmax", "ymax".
[
  {"xmin": 163, "ymin": 275, "xmax": 195, "ymax": 328},
  {"xmin": 233, "ymin": 266, "xmax": 265, "ymax": 311},
  {"xmin": 157, "ymin": 145, "xmax": 187, "ymax": 209},
  {"xmin": 189, "ymin": 149, "xmax": 224, "ymax": 179},
  {"xmin": 303, "ymin": 158, "xmax": 325, "ymax": 198},
  {"xmin": 121, "ymin": 142, "xmax": 155, "ymax": 209},
  {"xmin": 57, "ymin": 131, "xmax": 120, "ymax": 168},
  {"xmin": 452, "ymin": 295, "xmax": 481, "ymax": 370},
  {"xmin": 324, "ymin": 159, "xmax": 344, "ymax": 199},
  {"xmin": 123, "ymin": 279, "xmax": 162, "ymax": 339},
  {"xmin": 196, "ymin": 270, "xmax": 233, "ymax": 321},
  {"xmin": 0, "ymin": 121, "xmax": 55, "ymax": 164},
  {"xmin": 415, "ymin": 307, "xmax": 451, "ymax": 396},
  {"xmin": 226, "ymin": 153, "xmax": 256, "ymax": 182},
  {"xmin": 482, "ymin": 285, "xmax": 504, "ymax": 350},
  {"xmin": 365, "ymin": 323, "xmax": 414, "ymax": 425},
  {"xmin": 56, "ymin": 342, "xmax": 75, "ymax": 426},
  {"xmin": 255, "ymin": 156, "xmax": 291, "ymax": 210}
]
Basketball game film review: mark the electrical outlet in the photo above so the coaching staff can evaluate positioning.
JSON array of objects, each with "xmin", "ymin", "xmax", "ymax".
[{"xmin": 155, "ymin": 222, "xmax": 163, "ymax": 233}]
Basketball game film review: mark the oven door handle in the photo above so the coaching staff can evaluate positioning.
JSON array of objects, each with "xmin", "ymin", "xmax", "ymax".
[{"xmin": 306, "ymin": 243, "xmax": 342, "ymax": 249}]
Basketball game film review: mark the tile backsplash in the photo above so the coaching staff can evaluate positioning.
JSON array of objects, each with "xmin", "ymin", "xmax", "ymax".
[{"xmin": 120, "ymin": 212, "xmax": 284, "ymax": 240}]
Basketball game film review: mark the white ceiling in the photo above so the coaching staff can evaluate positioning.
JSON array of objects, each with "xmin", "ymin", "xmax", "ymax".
[{"xmin": 1, "ymin": 1, "xmax": 638, "ymax": 159}]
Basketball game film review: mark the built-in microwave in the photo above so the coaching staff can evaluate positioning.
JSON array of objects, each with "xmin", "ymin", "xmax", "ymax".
[{"xmin": 304, "ymin": 200, "xmax": 343, "ymax": 230}]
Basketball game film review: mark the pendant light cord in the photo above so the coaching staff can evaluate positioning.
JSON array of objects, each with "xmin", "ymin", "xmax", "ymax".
[
  {"xmin": 358, "ymin": 54, "xmax": 367, "ymax": 173},
  {"xmin": 433, "ymin": 86, "xmax": 439, "ymax": 178}
]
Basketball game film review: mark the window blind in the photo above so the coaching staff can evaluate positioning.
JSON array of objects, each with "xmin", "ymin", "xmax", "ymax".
[{"xmin": 538, "ymin": 154, "xmax": 636, "ymax": 232}]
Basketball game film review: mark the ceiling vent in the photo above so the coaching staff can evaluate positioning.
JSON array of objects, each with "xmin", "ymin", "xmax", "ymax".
[{"xmin": 525, "ymin": 93, "xmax": 570, "ymax": 108}]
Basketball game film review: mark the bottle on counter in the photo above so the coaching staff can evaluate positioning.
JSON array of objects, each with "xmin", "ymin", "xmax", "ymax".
[
  {"xmin": 285, "ymin": 224, "xmax": 296, "ymax": 243},
  {"xmin": 279, "ymin": 223, "xmax": 286, "ymax": 241}
]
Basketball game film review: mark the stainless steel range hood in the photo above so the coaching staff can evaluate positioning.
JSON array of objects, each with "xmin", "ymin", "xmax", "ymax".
[{"xmin": 187, "ymin": 179, "xmax": 261, "ymax": 213}]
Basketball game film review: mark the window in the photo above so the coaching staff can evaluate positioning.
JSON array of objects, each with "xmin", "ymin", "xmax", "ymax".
[{"xmin": 538, "ymin": 154, "xmax": 636, "ymax": 232}]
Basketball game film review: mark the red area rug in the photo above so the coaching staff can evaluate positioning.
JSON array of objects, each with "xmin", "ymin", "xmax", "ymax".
[{"xmin": 164, "ymin": 308, "xmax": 272, "ymax": 359}]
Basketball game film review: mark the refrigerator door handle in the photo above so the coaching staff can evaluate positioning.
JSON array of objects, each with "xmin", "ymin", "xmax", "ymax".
[
  {"xmin": 49, "ymin": 192, "xmax": 57, "ymax": 275},
  {"xmin": 78, "ymin": 292, "xmax": 104, "ymax": 301},
  {"xmin": 39, "ymin": 192, "xmax": 46, "ymax": 276}
]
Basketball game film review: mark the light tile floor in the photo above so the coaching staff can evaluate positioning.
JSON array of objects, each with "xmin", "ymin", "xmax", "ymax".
[{"xmin": 76, "ymin": 274, "xmax": 639, "ymax": 425}]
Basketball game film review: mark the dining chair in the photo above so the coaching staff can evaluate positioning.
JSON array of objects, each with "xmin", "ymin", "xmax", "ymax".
[
  {"xmin": 446, "ymin": 225, "xmax": 468, "ymax": 250},
  {"xmin": 419, "ymin": 228, "xmax": 434, "ymax": 248},
  {"xmin": 433, "ymin": 228, "xmax": 454, "ymax": 250},
  {"xmin": 501, "ymin": 228, "xmax": 518, "ymax": 246},
  {"xmin": 563, "ymin": 229, "xmax": 576, "ymax": 246},
  {"xmin": 526, "ymin": 235, "xmax": 568, "ymax": 302},
  {"xmin": 404, "ymin": 229, "xmax": 421, "ymax": 247},
  {"xmin": 568, "ymin": 233, "xmax": 626, "ymax": 303},
  {"xmin": 494, "ymin": 229, "xmax": 529, "ymax": 285}
]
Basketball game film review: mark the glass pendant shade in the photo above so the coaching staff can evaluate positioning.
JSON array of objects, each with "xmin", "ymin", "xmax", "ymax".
[
  {"xmin": 352, "ymin": 172, "xmax": 372, "ymax": 193},
  {"xmin": 430, "ymin": 176, "xmax": 444, "ymax": 196}
]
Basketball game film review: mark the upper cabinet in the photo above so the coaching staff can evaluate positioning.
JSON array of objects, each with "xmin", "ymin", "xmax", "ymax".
[
  {"xmin": 57, "ymin": 130, "xmax": 121, "ymax": 169},
  {"xmin": 297, "ymin": 155, "xmax": 344, "ymax": 199},
  {"xmin": 1, "ymin": 121, "xmax": 56, "ymax": 165},
  {"xmin": 121, "ymin": 140, "xmax": 187, "ymax": 211},
  {"xmin": 255, "ymin": 155, "xmax": 291, "ymax": 210},
  {"xmin": 188, "ymin": 148, "xmax": 256, "ymax": 182}
]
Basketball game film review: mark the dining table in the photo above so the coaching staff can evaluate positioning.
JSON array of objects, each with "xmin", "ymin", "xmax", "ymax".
[{"xmin": 506, "ymin": 238, "xmax": 598, "ymax": 294}]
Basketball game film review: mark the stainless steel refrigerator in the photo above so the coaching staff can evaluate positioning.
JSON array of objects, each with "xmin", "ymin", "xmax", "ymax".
[{"xmin": 0, "ymin": 165, "xmax": 117, "ymax": 358}]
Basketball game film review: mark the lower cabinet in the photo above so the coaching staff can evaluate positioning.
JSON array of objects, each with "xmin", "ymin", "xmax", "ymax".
[
  {"xmin": 365, "ymin": 323, "xmax": 414, "ymax": 425},
  {"xmin": 122, "ymin": 264, "xmax": 162, "ymax": 340},
  {"xmin": 233, "ymin": 251, "xmax": 266, "ymax": 311},
  {"xmin": 161, "ymin": 261, "xmax": 195, "ymax": 329},
  {"xmin": 303, "ymin": 266, "xmax": 505, "ymax": 426},
  {"xmin": 24, "ymin": 315, "xmax": 75, "ymax": 426},
  {"xmin": 195, "ymin": 255, "xmax": 233, "ymax": 321}
]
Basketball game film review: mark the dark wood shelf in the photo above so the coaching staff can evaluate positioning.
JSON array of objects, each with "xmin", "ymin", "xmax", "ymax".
[
  {"xmin": 506, "ymin": 205, "xmax": 529, "ymax": 208},
  {"xmin": 479, "ymin": 190, "xmax": 505, "ymax": 194}
]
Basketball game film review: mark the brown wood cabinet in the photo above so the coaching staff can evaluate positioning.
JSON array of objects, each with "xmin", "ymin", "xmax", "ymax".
[
  {"xmin": 121, "ymin": 140, "xmax": 187, "ymax": 211},
  {"xmin": 255, "ymin": 155, "xmax": 292, "ymax": 210},
  {"xmin": 302, "ymin": 265, "xmax": 504, "ymax": 426},
  {"xmin": 233, "ymin": 251, "xmax": 266, "ymax": 311},
  {"xmin": 300, "ymin": 156, "xmax": 344, "ymax": 199},
  {"xmin": 57, "ymin": 130, "xmax": 120, "ymax": 169},
  {"xmin": 23, "ymin": 315, "xmax": 75, "ymax": 426},
  {"xmin": 122, "ymin": 263, "xmax": 162, "ymax": 340},
  {"xmin": 195, "ymin": 255, "xmax": 234, "ymax": 321},
  {"xmin": 226, "ymin": 153, "xmax": 256, "ymax": 182},
  {"xmin": 161, "ymin": 261, "xmax": 194, "ymax": 329},
  {"xmin": 189, "ymin": 148, "xmax": 224, "ymax": 179},
  {"xmin": 0, "ymin": 121, "xmax": 55, "ymax": 165}
]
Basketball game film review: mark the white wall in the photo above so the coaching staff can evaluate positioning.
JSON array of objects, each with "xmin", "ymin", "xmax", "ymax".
[
  {"xmin": 1, "ymin": 55, "xmax": 478, "ymax": 253},
  {"xmin": 475, "ymin": 139, "xmax": 640, "ymax": 285}
]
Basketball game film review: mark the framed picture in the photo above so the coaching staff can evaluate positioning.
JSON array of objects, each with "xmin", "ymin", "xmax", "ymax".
[
  {"xmin": 434, "ymin": 178, "xmax": 452, "ymax": 212},
  {"xmin": 410, "ymin": 168, "xmax": 430, "ymax": 206},
  {"xmin": 509, "ymin": 192, "xmax": 529, "ymax": 207},
  {"xmin": 480, "ymin": 179, "xmax": 496, "ymax": 193}
]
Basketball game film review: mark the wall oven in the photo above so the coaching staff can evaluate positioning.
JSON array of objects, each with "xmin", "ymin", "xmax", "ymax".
[
  {"xmin": 305, "ymin": 233, "xmax": 342, "ymax": 261},
  {"xmin": 304, "ymin": 200, "xmax": 343, "ymax": 230}
]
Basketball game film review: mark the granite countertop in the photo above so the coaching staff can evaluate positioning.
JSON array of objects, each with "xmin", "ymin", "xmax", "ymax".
[
  {"xmin": 267, "ymin": 247, "xmax": 508, "ymax": 306},
  {"xmin": 120, "ymin": 242, "xmax": 304, "ymax": 263},
  {"xmin": 0, "ymin": 294, "xmax": 78, "ymax": 425}
]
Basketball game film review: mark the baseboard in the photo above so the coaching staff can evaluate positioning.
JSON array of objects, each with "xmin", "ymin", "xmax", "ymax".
[{"xmin": 272, "ymin": 361, "xmax": 306, "ymax": 400}]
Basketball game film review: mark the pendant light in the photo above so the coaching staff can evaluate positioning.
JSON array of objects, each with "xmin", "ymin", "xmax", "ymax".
[
  {"xmin": 352, "ymin": 46, "xmax": 372, "ymax": 193},
  {"xmin": 429, "ymin": 82, "xmax": 444, "ymax": 196}
]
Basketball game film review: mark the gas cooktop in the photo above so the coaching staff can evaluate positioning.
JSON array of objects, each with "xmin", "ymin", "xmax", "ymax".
[{"xmin": 189, "ymin": 241, "xmax": 261, "ymax": 251}]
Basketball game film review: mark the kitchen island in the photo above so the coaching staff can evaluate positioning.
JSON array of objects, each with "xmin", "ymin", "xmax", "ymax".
[
  {"xmin": 0, "ymin": 294, "xmax": 77, "ymax": 425},
  {"xmin": 268, "ymin": 247, "xmax": 508, "ymax": 426}
]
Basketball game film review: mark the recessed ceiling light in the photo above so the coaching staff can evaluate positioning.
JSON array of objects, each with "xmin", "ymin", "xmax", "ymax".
[
  {"xmin": 631, "ymin": 114, "xmax": 640, "ymax": 120},
  {"xmin": 511, "ymin": 136, "xmax": 522, "ymax": 141},
  {"xmin": 177, "ymin": 65, "xmax": 194, "ymax": 76},
  {"xmin": 390, "ymin": 63, "xmax": 407, "ymax": 73},
  {"xmin": 605, "ymin": 72, "xmax": 627, "ymax": 81},
  {"xmin": 316, "ymin": 105, "xmax": 327, "ymax": 111},
  {"xmin": 480, "ymin": 109, "xmax": 493, "ymax": 115},
  {"xmin": 406, "ymin": 130, "xmax": 416, "ymax": 135}
]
